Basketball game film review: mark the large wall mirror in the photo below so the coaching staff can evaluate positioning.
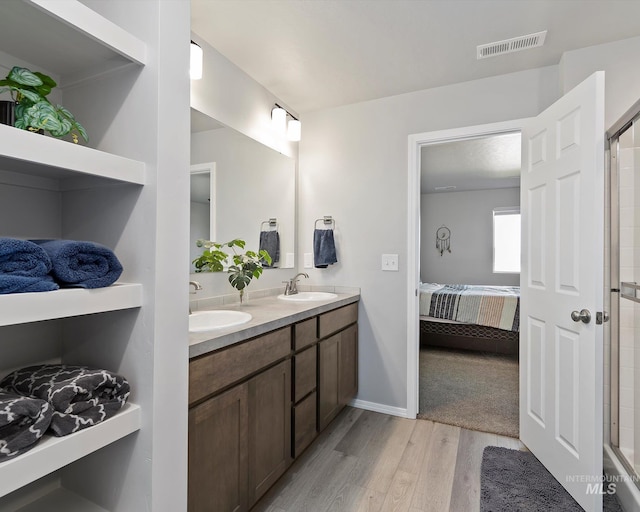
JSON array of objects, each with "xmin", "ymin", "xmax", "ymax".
[{"xmin": 190, "ymin": 108, "xmax": 296, "ymax": 277}]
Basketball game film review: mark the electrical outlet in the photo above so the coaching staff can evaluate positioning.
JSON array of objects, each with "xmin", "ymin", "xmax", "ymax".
[
  {"xmin": 381, "ymin": 254, "xmax": 399, "ymax": 271},
  {"xmin": 304, "ymin": 253, "xmax": 313, "ymax": 268}
]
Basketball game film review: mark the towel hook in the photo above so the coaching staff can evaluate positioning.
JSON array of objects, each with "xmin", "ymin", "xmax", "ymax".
[
  {"xmin": 314, "ymin": 216, "xmax": 335, "ymax": 230},
  {"xmin": 260, "ymin": 218, "xmax": 278, "ymax": 231}
]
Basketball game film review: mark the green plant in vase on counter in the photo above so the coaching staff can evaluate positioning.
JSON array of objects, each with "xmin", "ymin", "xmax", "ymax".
[
  {"xmin": 0, "ymin": 66, "xmax": 88, "ymax": 143},
  {"xmin": 193, "ymin": 239, "xmax": 272, "ymax": 303}
]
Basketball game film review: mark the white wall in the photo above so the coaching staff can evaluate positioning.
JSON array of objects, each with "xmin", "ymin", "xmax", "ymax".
[
  {"xmin": 560, "ymin": 35, "xmax": 640, "ymax": 131},
  {"xmin": 299, "ymin": 66, "xmax": 559, "ymax": 411},
  {"xmin": 421, "ymin": 188, "xmax": 520, "ymax": 286}
]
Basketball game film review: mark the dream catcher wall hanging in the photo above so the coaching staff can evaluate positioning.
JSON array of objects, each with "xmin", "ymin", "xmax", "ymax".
[{"xmin": 436, "ymin": 225, "xmax": 451, "ymax": 256}]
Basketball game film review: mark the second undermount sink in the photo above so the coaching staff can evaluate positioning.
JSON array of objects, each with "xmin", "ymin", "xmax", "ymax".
[
  {"xmin": 277, "ymin": 291, "xmax": 338, "ymax": 302},
  {"xmin": 189, "ymin": 310, "xmax": 252, "ymax": 332}
]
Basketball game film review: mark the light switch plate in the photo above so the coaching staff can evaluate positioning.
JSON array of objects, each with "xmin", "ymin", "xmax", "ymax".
[
  {"xmin": 382, "ymin": 254, "xmax": 399, "ymax": 271},
  {"xmin": 284, "ymin": 253, "xmax": 295, "ymax": 268},
  {"xmin": 304, "ymin": 253, "xmax": 313, "ymax": 268}
]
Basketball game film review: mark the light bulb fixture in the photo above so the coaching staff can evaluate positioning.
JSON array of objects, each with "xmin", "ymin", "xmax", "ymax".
[
  {"xmin": 271, "ymin": 106, "xmax": 287, "ymax": 133},
  {"xmin": 190, "ymin": 40, "xmax": 203, "ymax": 80},
  {"xmin": 287, "ymin": 119, "xmax": 301, "ymax": 142},
  {"xmin": 272, "ymin": 103, "xmax": 301, "ymax": 141}
]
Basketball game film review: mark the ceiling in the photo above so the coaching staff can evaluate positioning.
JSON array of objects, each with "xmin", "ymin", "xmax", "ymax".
[
  {"xmin": 191, "ymin": 0, "xmax": 640, "ymax": 114},
  {"xmin": 420, "ymin": 133, "xmax": 521, "ymax": 194},
  {"xmin": 191, "ymin": 0, "xmax": 640, "ymax": 193}
]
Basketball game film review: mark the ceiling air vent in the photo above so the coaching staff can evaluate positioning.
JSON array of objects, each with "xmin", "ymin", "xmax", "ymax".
[{"xmin": 477, "ymin": 30, "xmax": 547, "ymax": 59}]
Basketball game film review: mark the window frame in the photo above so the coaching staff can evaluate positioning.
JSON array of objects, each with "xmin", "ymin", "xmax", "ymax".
[{"xmin": 492, "ymin": 206, "xmax": 521, "ymax": 274}]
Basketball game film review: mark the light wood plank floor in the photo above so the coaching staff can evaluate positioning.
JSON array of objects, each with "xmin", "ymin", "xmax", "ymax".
[{"xmin": 254, "ymin": 408, "xmax": 524, "ymax": 512}]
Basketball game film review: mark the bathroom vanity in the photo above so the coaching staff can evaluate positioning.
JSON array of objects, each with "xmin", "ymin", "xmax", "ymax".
[{"xmin": 187, "ymin": 292, "xmax": 359, "ymax": 511}]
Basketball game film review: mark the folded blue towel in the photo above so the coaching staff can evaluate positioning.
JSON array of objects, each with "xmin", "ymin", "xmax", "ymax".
[
  {"xmin": 0, "ymin": 238, "xmax": 52, "ymax": 277},
  {"xmin": 313, "ymin": 229, "xmax": 338, "ymax": 268},
  {"xmin": 0, "ymin": 275, "xmax": 59, "ymax": 294},
  {"xmin": 259, "ymin": 230, "xmax": 280, "ymax": 268},
  {"xmin": 31, "ymin": 240, "xmax": 123, "ymax": 289}
]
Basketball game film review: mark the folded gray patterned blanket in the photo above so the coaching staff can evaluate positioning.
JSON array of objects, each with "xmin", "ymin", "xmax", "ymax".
[
  {"xmin": 0, "ymin": 365, "xmax": 130, "ymax": 437},
  {"xmin": 0, "ymin": 390, "xmax": 52, "ymax": 461}
]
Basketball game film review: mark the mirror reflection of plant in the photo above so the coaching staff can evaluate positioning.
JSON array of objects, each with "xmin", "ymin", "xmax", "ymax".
[
  {"xmin": 0, "ymin": 66, "xmax": 88, "ymax": 143},
  {"xmin": 193, "ymin": 239, "xmax": 272, "ymax": 300}
]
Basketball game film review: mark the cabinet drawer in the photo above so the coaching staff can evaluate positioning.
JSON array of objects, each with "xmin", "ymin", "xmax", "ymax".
[
  {"xmin": 318, "ymin": 302, "xmax": 358, "ymax": 338},
  {"xmin": 294, "ymin": 346, "xmax": 316, "ymax": 403},
  {"xmin": 293, "ymin": 391, "xmax": 317, "ymax": 457},
  {"xmin": 294, "ymin": 317, "xmax": 318, "ymax": 351},
  {"xmin": 189, "ymin": 327, "xmax": 291, "ymax": 405}
]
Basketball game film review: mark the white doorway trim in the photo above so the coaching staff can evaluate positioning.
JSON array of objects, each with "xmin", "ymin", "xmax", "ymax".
[{"xmin": 406, "ymin": 118, "xmax": 532, "ymax": 419}]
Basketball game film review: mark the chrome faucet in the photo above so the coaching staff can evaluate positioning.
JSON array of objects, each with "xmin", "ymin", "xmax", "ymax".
[
  {"xmin": 283, "ymin": 273, "xmax": 309, "ymax": 295},
  {"xmin": 189, "ymin": 281, "xmax": 202, "ymax": 314}
]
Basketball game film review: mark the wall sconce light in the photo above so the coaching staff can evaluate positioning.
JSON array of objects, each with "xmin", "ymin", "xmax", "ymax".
[
  {"xmin": 190, "ymin": 40, "xmax": 203, "ymax": 80},
  {"xmin": 271, "ymin": 105, "xmax": 287, "ymax": 134},
  {"xmin": 272, "ymin": 104, "xmax": 301, "ymax": 141}
]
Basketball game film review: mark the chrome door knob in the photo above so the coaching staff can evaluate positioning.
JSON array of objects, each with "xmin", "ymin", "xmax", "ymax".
[{"xmin": 571, "ymin": 309, "xmax": 591, "ymax": 324}]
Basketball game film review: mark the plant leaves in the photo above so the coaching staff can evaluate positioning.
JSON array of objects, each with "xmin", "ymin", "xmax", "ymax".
[
  {"xmin": 8, "ymin": 67, "xmax": 43, "ymax": 87},
  {"xmin": 18, "ymin": 89, "xmax": 42, "ymax": 103}
]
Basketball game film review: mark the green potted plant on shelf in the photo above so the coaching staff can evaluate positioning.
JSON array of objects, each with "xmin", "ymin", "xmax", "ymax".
[
  {"xmin": 193, "ymin": 238, "xmax": 272, "ymax": 303},
  {"xmin": 0, "ymin": 66, "xmax": 88, "ymax": 144}
]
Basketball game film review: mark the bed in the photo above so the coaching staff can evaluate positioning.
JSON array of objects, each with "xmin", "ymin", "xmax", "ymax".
[{"xmin": 419, "ymin": 283, "xmax": 520, "ymax": 354}]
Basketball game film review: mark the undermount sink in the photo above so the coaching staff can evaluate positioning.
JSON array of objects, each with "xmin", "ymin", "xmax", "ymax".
[
  {"xmin": 277, "ymin": 291, "xmax": 338, "ymax": 302},
  {"xmin": 189, "ymin": 310, "xmax": 252, "ymax": 332}
]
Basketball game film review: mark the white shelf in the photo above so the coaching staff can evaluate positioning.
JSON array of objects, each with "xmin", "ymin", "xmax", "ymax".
[
  {"xmin": 0, "ymin": 403, "xmax": 141, "ymax": 498},
  {"xmin": 17, "ymin": 488, "xmax": 109, "ymax": 512},
  {"xmin": 0, "ymin": 124, "xmax": 146, "ymax": 186},
  {"xmin": 0, "ymin": 0, "xmax": 146, "ymax": 86},
  {"xmin": 0, "ymin": 283, "xmax": 143, "ymax": 327}
]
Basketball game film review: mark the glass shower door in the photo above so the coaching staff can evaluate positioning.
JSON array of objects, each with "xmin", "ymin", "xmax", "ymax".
[{"xmin": 611, "ymin": 111, "xmax": 640, "ymax": 479}]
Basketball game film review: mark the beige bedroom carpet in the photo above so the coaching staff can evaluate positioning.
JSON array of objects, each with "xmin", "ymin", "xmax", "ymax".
[{"xmin": 418, "ymin": 347, "xmax": 519, "ymax": 438}]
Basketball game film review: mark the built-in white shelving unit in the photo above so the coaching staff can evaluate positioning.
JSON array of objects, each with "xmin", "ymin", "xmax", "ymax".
[
  {"xmin": 0, "ymin": 283, "xmax": 143, "ymax": 327},
  {"xmin": 0, "ymin": 0, "xmax": 146, "ymax": 86},
  {"xmin": 0, "ymin": 0, "xmax": 190, "ymax": 510},
  {"xmin": 16, "ymin": 489, "xmax": 109, "ymax": 512},
  {"xmin": 0, "ymin": 404, "xmax": 141, "ymax": 498},
  {"xmin": 0, "ymin": 124, "xmax": 146, "ymax": 186}
]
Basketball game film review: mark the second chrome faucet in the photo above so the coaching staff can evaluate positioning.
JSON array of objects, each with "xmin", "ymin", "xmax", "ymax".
[{"xmin": 283, "ymin": 272, "xmax": 309, "ymax": 295}]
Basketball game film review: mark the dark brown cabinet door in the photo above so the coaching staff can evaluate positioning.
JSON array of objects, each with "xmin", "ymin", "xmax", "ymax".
[
  {"xmin": 318, "ymin": 333, "xmax": 340, "ymax": 431},
  {"xmin": 339, "ymin": 324, "xmax": 358, "ymax": 407},
  {"xmin": 188, "ymin": 383, "xmax": 249, "ymax": 512},
  {"xmin": 248, "ymin": 359, "xmax": 292, "ymax": 506}
]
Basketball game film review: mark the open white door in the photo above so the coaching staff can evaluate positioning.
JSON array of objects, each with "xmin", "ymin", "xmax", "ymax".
[{"xmin": 520, "ymin": 71, "xmax": 605, "ymax": 511}]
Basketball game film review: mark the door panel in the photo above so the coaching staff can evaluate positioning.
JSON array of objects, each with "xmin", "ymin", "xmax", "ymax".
[{"xmin": 521, "ymin": 71, "xmax": 604, "ymax": 512}]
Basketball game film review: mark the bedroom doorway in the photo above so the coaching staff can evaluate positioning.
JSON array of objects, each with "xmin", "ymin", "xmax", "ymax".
[
  {"xmin": 406, "ymin": 119, "xmax": 530, "ymax": 423},
  {"xmin": 416, "ymin": 131, "xmax": 521, "ymax": 437}
]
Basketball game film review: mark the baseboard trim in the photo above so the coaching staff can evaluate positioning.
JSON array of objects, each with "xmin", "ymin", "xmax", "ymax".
[{"xmin": 350, "ymin": 399, "xmax": 410, "ymax": 419}]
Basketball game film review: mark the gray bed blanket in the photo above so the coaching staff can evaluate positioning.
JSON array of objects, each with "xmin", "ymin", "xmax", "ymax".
[
  {"xmin": 0, "ymin": 390, "xmax": 52, "ymax": 461},
  {"xmin": 0, "ymin": 365, "xmax": 130, "ymax": 437}
]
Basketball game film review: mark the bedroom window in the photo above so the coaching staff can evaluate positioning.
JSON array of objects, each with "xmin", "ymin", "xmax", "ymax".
[{"xmin": 493, "ymin": 207, "xmax": 521, "ymax": 273}]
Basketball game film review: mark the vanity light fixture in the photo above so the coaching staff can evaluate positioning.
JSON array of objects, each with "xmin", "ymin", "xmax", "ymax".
[
  {"xmin": 271, "ymin": 105, "xmax": 287, "ymax": 133},
  {"xmin": 272, "ymin": 103, "xmax": 301, "ymax": 141},
  {"xmin": 190, "ymin": 40, "xmax": 203, "ymax": 80}
]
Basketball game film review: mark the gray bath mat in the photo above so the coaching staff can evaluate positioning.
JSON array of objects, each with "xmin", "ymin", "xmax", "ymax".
[{"xmin": 481, "ymin": 446, "xmax": 623, "ymax": 511}]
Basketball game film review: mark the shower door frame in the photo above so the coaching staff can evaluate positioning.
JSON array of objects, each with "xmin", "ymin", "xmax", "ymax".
[{"xmin": 607, "ymin": 98, "xmax": 640, "ymax": 486}]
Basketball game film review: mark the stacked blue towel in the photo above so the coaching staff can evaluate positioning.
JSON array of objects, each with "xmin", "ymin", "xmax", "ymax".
[
  {"xmin": 0, "ymin": 238, "xmax": 59, "ymax": 294},
  {"xmin": 31, "ymin": 239, "xmax": 123, "ymax": 289}
]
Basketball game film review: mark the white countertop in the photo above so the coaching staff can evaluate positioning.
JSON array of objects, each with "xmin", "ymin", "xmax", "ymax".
[{"xmin": 188, "ymin": 291, "xmax": 360, "ymax": 358}]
